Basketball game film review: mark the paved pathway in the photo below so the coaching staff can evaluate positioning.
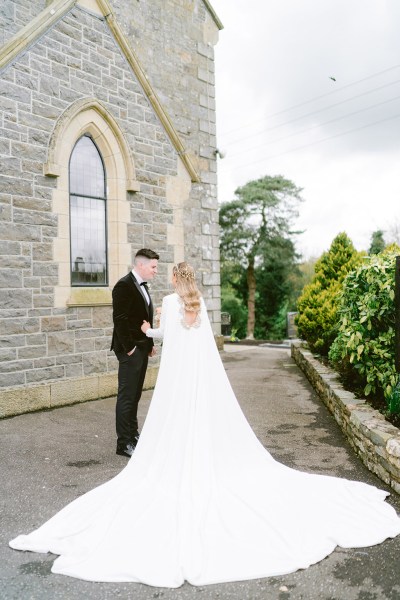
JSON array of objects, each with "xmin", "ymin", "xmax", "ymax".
[{"xmin": 1, "ymin": 346, "xmax": 399, "ymax": 600}]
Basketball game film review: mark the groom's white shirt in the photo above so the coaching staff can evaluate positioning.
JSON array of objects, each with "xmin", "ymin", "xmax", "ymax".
[{"xmin": 131, "ymin": 269, "xmax": 150, "ymax": 305}]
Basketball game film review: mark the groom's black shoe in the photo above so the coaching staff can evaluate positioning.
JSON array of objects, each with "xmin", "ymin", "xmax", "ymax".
[{"xmin": 116, "ymin": 442, "xmax": 135, "ymax": 457}]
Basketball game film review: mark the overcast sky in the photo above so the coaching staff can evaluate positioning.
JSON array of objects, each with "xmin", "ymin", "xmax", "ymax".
[{"xmin": 211, "ymin": 0, "xmax": 400, "ymax": 259}]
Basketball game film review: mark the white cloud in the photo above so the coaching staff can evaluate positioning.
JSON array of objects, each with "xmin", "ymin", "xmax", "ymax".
[{"xmin": 212, "ymin": 0, "xmax": 400, "ymax": 258}]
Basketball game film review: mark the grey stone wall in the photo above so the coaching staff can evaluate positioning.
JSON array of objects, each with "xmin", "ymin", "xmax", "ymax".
[
  {"xmin": 292, "ymin": 343, "xmax": 400, "ymax": 495},
  {"xmin": 110, "ymin": 0, "xmax": 221, "ymax": 320},
  {"xmin": 0, "ymin": 1, "xmax": 221, "ymax": 398},
  {"xmin": 0, "ymin": 4, "xmax": 182, "ymax": 391},
  {"xmin": 0, "ymin": 0, "xmax": 47, "ymax": 46}
]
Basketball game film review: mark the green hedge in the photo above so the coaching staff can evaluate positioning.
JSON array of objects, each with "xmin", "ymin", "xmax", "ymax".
[{"xmin": 329, "ymin": 250, "xmax": 400, "ymax": 414}]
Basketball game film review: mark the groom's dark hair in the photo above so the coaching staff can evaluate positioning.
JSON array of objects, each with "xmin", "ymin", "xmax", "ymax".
[{"xmin": 135, "ymin": 248, "xmax": 159, "ymax": 261}]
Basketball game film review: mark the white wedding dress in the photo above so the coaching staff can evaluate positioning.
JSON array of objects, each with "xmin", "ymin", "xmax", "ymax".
[{"xmin": 10, "ymin": 293, "xmax": 400, "ymax": 587}]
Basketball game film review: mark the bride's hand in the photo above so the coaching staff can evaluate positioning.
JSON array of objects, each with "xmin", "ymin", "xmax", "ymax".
[{"xmin": 141, "ymin": 320, "xmax": 150, "ymax": 333}]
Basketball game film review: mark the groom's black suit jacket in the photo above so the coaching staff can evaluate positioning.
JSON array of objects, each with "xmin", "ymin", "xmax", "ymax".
[{"xmin": 110, "ymin": 272, "xmax": 154, "ymax": 354}]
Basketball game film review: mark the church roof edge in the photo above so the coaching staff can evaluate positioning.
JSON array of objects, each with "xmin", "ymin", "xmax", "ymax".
[{"xmin": 202, "ymin": 0, "xmax": 224, "ymax": 30}]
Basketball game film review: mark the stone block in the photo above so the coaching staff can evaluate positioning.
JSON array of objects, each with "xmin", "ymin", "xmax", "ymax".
[
  {"xmin": 0, "ymin": 156, "xmax": 21, "ymax": 176},
  {"xmin": 56, "ymin": 353, "xmax": 82, "ymax": 365},
  {"xmin": 0, "ymin": 269, "xmax": 23, "ymax": 288},
  {"xmin": 33, "ymin": 295, "xmax": 54, "ymax": 308},
  {"xmin": 32, "ymin": 263, "xmax": 58, "ymax": 277},
  {"xmin": 0, "ymin": 222, "xmax": 40, "ymax": 242},
  {"xmin": 48, "ymin": 331, "xmax": 75, "ymax": 355},
  {"xmin": 41, "ymin": 316, "xmax": 66, "ymax": 332},
  {"xmin": 74, "ymin": 328, "xmax": 104, "ymax": 339},
  {"xmin": 26, "ymin": 365, "xmax": 65, "ymax": 383},
  {"xmin": 77, "ymin": 307, "xmax": 92, "ymax": 319},
  {"xmin": 391, "ymin": 479, "xmax": 400, "ymax": 494},
  {"xmin": 83, "ymin": 351, "xmax": 108, "ymax": 375},
  {"xmin": 13, "ymin": 208, "xmax": 57, "ymax": 227},
  {"xmin": 0, "ymin": 348, "xmax": 17, "ymax": 361},
  {"xmin": 39, "ymin": 74, "xmax": 60, "ymax": 97},
  {"xmin": 64, "ymin": 363, "xmax": 83, "ymax": 378},
  {"xmin": 18, "ymin": 109, "xmax": 54, "ymax": 132},
  {"xmin": 0, "ymin": 317, "xmax": 39, "ymax": 335},
  {"xmin": 387, "ymin": 438, "xmax": 400, "ymax": 458},
  {"xmin": 0, "ymin": 81, "xmax": 31, "ymax": 104},
  {"xmin": 98, "ymin": 371, "xmax": 118, "ymax": 398},
  {"xmin": 0, "ymin": 241, "xmax": 21, "ymax": 255},
  {"xmin": 95, "ymin": 337, "xmax": 111, "ymax": 351},
  {"xmin": 0, "ymin": 176, "xmax": 33, "ymax": 197},
  {"xmin": 143, "ymin": 365, "xmax": 158, "ymax": 390},
  {"xmin": 26, "ymin": 333, "xmax": 46, "ymax": 345},
  {"xmin": 67, "ymin": 319, "xmax": 92, "ymax": 330},
  {"xmin": 0, "ymin": 384, "xmax": 51, "ymax": 417},
  {"xmin": 214, "ymin": 334, "xmax": 224, "ymax": 351},
  {"xmin": 0, "ymin": 371, "xmax": 26, "ymax": 388},
  {"xmin": 50, "ymin": 375, "xmax": 99, "ymax": 407},
  {"xmin": 75, "ymin": 338, "xmax": 94, "ymax": 352},
  {"xmin": 92, "ymin": 306, "xmax": 112, "ymax": 328},
  {"xmin": 34, "ymin": 357, "xmax": 56, "ymax": 368},
  {"xmin": 0, "ymin": 334, "xmax": 26, "ymax": 348},
  {"xmin": 17, "ymin": 345, "xmax": 47, "ymax": 359},
  {"xmin": 202, "ymin": 272, "xmax": 220, "ymax": 286},
  {"xmin": 362, "ymin": 420, "xmax": 399, "ymax": 446}
]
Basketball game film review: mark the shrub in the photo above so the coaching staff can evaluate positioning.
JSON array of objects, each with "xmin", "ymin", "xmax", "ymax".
[
  {"xmin": 221, "ymin": 292, "xmax": 248, "ymax": 340},
  {"xmin": 296, "ymin": 233, "xmax": 363, "ymax": 355},
  {"xmin": 329, "ymin": 250, "xmax": 399, "ymax": 413}
]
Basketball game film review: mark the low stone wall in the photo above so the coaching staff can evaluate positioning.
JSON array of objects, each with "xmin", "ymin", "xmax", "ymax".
[
  {"xmin": 0, "ymin": 366, "xmax": 158, "ymax": 419},
  {"xmin": 1, "ymin": 336, "xmax": 223, "ymax": 419},
  {"xmin": 292, "ymin": 342, "xmax": 400, "ymax": 494}
]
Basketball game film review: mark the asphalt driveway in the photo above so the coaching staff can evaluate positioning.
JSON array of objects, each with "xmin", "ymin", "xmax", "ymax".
[{"xmin": 1, "ymin": 346, "xmax": 399, "ymax": 600}]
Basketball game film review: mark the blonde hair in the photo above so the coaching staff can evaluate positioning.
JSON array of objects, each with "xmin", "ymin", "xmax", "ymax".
[{"xmin": 173, "ymin": 262, "xmax": 201, "ymax": 312}]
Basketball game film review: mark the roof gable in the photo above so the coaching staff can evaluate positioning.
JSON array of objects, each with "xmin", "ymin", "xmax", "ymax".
[{"xmin": 0, "ymin": 0, "xmax": 201, "ymax": 182}]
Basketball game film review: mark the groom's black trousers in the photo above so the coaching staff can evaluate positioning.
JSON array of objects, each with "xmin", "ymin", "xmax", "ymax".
[{"xmin": 115, "ymin": 347, "xmax": 148, "ymax": 446}]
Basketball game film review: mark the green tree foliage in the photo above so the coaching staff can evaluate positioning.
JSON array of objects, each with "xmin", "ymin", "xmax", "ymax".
[
  {"xmin": 369, "ymin": 229, "xmax": 386, "ymax": 255},
  {"xmin": 329, "ymin": 250, "xmax": 399, "ymax": 413},
  {"xmin": 220, "ymin": 261, "xmax": 248, "ymax": 339},
  {"xmin": 296, "ymin": 233, "xmax": 363, "ymax": 355},
  {"xmin": 219, "ymin": 175, "xmax": 302, "ymax": 338},
  {"xmin": 254, "ymin": 236, "xmax": 301, "ymax": 339}
]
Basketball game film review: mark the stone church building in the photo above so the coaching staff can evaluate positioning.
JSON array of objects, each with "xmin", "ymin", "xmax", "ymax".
[{"xmin": 0, "ymin": 0, "xmax": 222, "ymax": 416}]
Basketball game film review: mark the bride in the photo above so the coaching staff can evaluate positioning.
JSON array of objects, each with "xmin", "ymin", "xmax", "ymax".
[{"xmin": 9, "ymin": 262, "xmax": 400, "ymax": 587}]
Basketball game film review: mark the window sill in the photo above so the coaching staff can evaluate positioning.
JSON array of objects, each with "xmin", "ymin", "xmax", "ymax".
[{"xmin": 67, "ymin": 287, "xmax": 112, "ymax": 307}]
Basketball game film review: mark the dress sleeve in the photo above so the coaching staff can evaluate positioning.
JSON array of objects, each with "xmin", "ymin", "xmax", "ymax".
[{"xmin": 145, "ymin": 295, "xmax": 168, "ymax": 339}]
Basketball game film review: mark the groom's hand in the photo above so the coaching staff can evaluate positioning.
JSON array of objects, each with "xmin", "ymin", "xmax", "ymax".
[
  {"xmin": 149, "ymin": 347, "xmax": 156, "ymax": 357},
  {"xmin": 141, "ymin": 320, "xmax": 150, "ymax": 333}
]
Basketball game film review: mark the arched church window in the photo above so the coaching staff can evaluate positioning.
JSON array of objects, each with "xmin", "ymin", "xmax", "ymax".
[{"xmin": 69, "ymin": 135, "xmax": 108, "ymax": 286}]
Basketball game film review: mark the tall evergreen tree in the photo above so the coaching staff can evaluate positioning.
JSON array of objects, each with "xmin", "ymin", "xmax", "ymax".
[
  {"xmin": 296, "ymin": 232, "xmax": 363, "ymax": 354},
  {"xmin": 369, "ymin": 230, "xmax": 386, "ymax": 255},
  {"xmin": 219, "ymin": 175, "xmax": 302, "ymax": 338}
]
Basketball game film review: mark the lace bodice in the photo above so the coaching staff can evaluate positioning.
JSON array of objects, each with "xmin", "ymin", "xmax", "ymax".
[
  {"xmin": 145, "ymin": 293, "xmax": 203, "ymax": 339},
  {"xmin": 178, "ymin": 296, "xmax": 201, "ymax": 329}
]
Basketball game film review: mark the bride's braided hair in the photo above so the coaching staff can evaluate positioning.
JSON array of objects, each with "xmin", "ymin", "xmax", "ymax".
[{"xmin": 173, "ymin": 262, "xmax": 201, "ymax": 312}]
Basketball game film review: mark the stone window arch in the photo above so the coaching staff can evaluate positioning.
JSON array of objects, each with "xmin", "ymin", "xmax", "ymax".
[{"xmin": 44, "ymin": 98, "xmax": 140, "ymax": 307}]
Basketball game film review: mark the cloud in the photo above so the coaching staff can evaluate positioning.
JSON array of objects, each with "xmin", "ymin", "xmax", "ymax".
[{"xmin": 212, "ymin": 0, "xmax": 400, "ymax": 257}]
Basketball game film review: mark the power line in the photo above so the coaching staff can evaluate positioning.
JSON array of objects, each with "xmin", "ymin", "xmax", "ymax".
[
  {"xmin": 227, "ymin": 94, "xmax": 400, "ymax": 159},
  {"xmin": 223, "ymin": 78, "xmax": 400, "ymax": 147},
  {"xmin": 219, "ymin": 63, "xmax": 400, "ymax": 137},
  {"xmin": 219, "ymin": 112, "xmax": 400, "ymax": 171}
]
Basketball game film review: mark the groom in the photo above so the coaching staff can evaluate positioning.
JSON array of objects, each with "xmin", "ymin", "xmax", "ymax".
[{"xmin": 111, "ymin": 248, "xmax": 159, "ymax": 457}]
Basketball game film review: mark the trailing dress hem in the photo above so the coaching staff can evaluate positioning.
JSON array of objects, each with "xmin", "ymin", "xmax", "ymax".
[{"xmin": 9, "ymin": 293, "xmax": 400, "ymax": 587}]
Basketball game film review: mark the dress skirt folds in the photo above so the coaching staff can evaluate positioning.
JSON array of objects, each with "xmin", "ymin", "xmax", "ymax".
[{"xmin": 10, "ymin": 293, "xmax": 400, "ymax": 587}]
